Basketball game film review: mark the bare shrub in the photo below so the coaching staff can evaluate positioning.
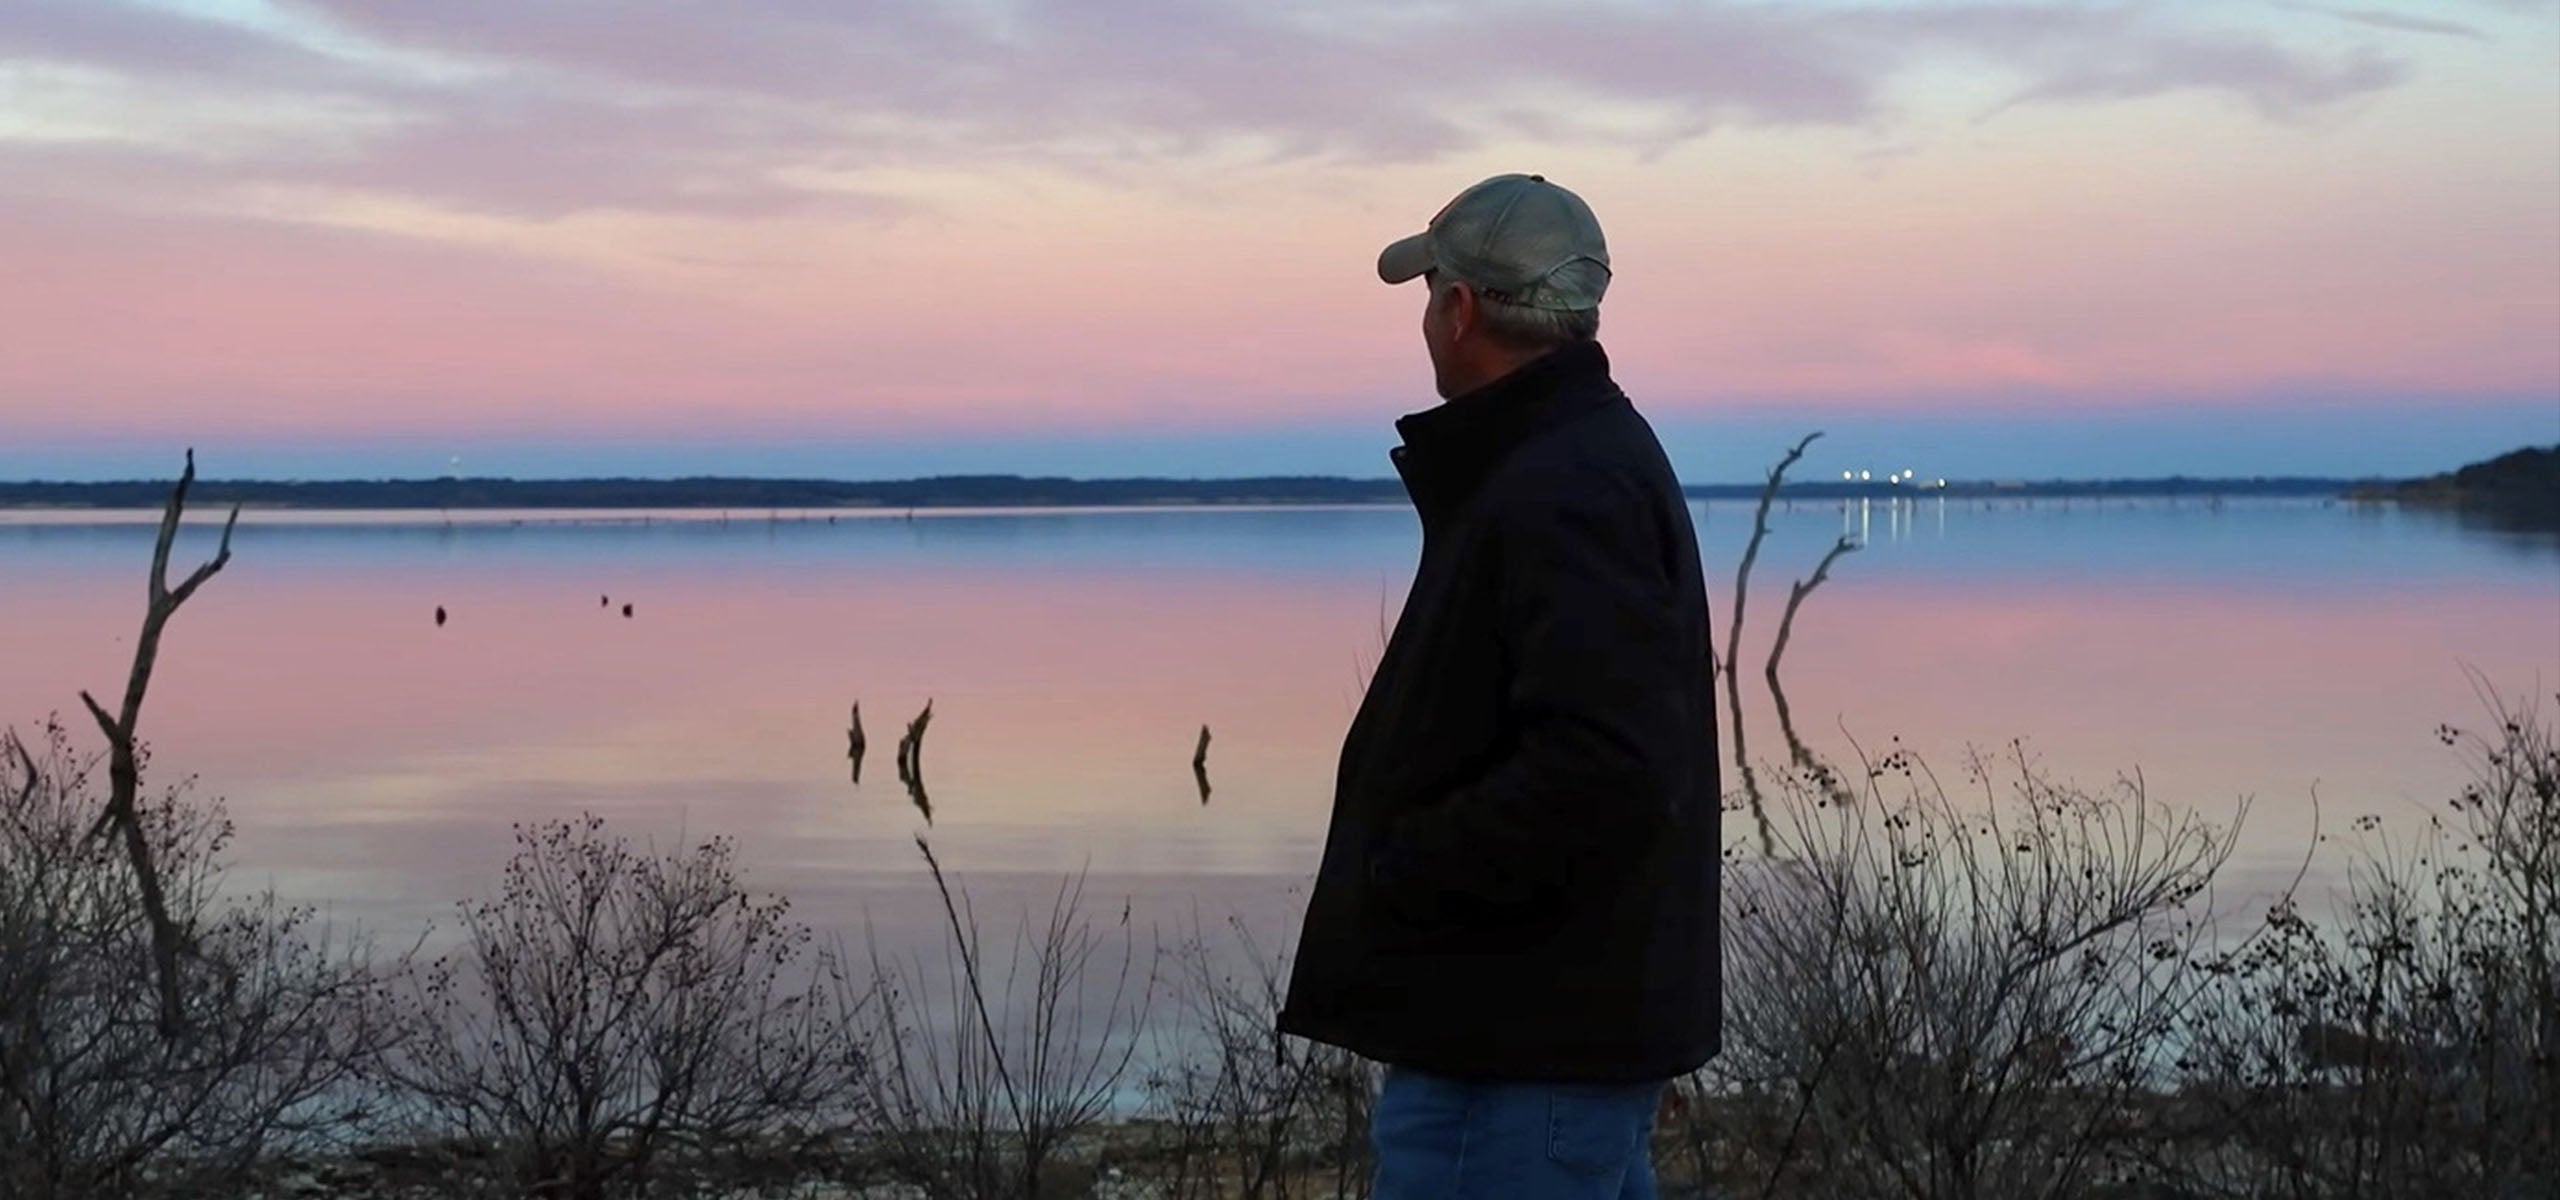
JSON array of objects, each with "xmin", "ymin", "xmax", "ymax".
[
  {"xmin": 381, "ymin": 814, "xmax": 870, "ymax": 1200},
  {"xmin": 2167, "ymin": 692, "xmax": 2558, "ymax": 1199},
  {"xmin": 1298, "ymin": 1043, "xmax": 1379, "ymax": 1200},
  {"xmin": 1137, "ymin": 913, "xmax": 1376, "ymax": 1199},
  {"xmin": 0, "ymin": 718, "xmax": 388, "ymax": 1200},
  {"xmin": 857, "ymin": 837, "xmax": 1153, "ymax": 1199},
  {"xmin": 1695, "ymin": 744, "xmax": 2244, "ymax": 1199}
]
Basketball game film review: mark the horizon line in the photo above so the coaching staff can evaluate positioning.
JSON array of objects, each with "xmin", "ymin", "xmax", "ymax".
[{"xmin": 0, "ymin": 469, "xmax": 2420, "ymax": 487}]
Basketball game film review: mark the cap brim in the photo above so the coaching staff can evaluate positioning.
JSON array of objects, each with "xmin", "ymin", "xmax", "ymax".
[{"xmin": 1377, "ymin": 232, "xmax": 1434, "ymax": 285}]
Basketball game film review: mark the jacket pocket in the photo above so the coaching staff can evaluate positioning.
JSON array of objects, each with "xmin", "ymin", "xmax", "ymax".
[{"xmin": 1357, "ymin": 838, "xmax": 1443, "ymax": 951}]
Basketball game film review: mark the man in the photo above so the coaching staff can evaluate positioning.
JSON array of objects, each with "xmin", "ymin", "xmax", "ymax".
[{"xmin": 1276, "ymin": 174, "xmax": 1722, "ymax": 1200}]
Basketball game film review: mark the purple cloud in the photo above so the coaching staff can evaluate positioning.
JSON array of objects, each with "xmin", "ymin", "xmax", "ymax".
[
  {"xmin": 305, "ymin": 88, "xmax": 911, "ymax": 221},
  {"xmin": 1999, "ymin": 35, "xmax": 2406, "ymax": 118},
  {"xmin": 0, "ymin": 0, "xmax": 333, "ymax": 81},
  {"xmin": 0, "ymin": 1, "xmax": 2417, "ymax": 219}
]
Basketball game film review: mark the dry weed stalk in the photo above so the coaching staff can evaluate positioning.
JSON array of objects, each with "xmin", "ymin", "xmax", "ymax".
[{"xmin": 860, "ymin": 838, "xmax": 1153, "ymax": 1198}]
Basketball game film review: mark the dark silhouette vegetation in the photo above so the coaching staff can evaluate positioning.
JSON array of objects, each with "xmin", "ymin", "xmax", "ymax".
[
  {"xmin": 1, "ymin": 473, "xmax": 2381, "ymax": 511},
  {"xmin": 2355, "ymin": 444, "xmax": 2560, "ymax": 532}
]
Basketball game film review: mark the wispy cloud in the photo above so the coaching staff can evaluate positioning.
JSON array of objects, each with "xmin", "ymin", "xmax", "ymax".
[
  {"xmin": 0, "ymin": 0, "xmax": 2419, "ymax": 221},
  {"xmin": 1997, "ymin": 36, "xmax": 2406, "ymax": 118},
  {"xmin": 2274, "ymin": 3, "xmax": 2488, "ymax": 41}
]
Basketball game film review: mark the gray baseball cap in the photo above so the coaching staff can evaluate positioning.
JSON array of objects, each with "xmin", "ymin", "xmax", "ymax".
[{"xmin": 1376, "ymin": 173, "xmax": 1611, "ymax": 312}]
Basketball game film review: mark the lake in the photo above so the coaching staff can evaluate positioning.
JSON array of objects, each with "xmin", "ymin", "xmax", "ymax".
[{"xmin": 2, "ymin": 497, "xmax": 2553, "ymax": 963}]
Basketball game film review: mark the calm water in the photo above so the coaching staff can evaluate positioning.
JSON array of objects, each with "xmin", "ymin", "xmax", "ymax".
[{"xmin": 2, "ymin": 499, "xmax": 2553, "ymax": 956}]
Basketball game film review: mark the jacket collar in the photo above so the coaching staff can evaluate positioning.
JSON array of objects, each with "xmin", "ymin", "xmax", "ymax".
[{"xmin": 1391, "ymin": 339, "xmax": 1620, "ymax": 529}]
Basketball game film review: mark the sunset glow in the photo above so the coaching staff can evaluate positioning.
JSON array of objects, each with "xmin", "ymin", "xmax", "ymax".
[{"xmin": 3, "ymin": 0, "xmax": 2554, "ymax": 479}]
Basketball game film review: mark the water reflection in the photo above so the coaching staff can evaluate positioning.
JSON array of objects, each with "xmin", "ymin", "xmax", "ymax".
[{"xmin": 0, "ymin": 500, "xmax": 2551, "ymax": 950}]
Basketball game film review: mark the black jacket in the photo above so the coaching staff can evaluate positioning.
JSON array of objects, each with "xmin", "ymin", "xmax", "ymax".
[{"xmin": 1276, "ymin": 340, "xmax": 1721, "ymax": 1084}]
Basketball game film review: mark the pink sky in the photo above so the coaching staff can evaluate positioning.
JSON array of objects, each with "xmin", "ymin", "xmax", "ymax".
[{"xmin": 1, "ymin": 0, "xmax": 2554, "ymax": 479}]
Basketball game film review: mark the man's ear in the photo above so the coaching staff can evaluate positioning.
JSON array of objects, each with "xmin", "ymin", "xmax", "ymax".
[{"xmin": 1444, "ymin": 280, "xmax": 1478, "ymax": 342}]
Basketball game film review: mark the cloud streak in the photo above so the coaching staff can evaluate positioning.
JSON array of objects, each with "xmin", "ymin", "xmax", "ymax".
[
  {"xmin": 2289, "ymin": 5, "xmax": 2488, "ymax": 39},
  {"xmin": 1998, "ymin": 35, "xmax": 2405, "ymax": 117},
  {"xmin": 0, "ymin": 0, "xmax": 2418, "ymax": 220}
]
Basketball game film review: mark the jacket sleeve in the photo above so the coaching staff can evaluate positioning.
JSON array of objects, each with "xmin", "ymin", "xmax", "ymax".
[{"xmin": 1369, "ymin": 469, "xmax": 1692, "ymax": 932}]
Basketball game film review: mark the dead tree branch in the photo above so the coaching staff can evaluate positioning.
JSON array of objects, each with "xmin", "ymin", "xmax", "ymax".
[
  {"xmin": 1767, "ymin": 535, "xmax": 1859, "ymax": 773},
  {"xmin": 76, "ymin": 449, "xmax": 237, "ymax": 1035},
  {"xmin": 1726, "ymin": 433, "xmax": 1821, "ymax": 856}
]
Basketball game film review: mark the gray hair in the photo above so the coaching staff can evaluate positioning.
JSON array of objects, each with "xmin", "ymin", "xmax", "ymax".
[{"xmin": 1452, "ymin": 258, "xmax": 1606, "ymax": 351}]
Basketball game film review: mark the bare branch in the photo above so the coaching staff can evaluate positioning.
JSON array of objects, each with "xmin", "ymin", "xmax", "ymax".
[
  {"xmin": 164, "ymin": 504, "xmax": 240, "ymax": 609},
  {"xmin": 1726, "ymin": 432, "xmax": 1822, "ymax": 856},
  {"xmin": 6, "ymin": 731, "xmax": 36, "ymax": 810},
  {"xmin": 144, "ymin": 449, "xmax": 193, "ymax": 607},
  {"xmin": 78, "ymin": 689, "xmax": 116, "ymax": 744},
  {"xmin": 378, "ymin": 816, "xmax": 863, "ymax": 1195},
  {"xmin": 1726, "ymin": 433, "xmax": 1821, "ymax": 694},
  {"xmin": 81, "ymin": 452, "xmax": 240, "ymax": 1035},
  {"xmin": 913, "ymin": 834, "xmax": 1028, "ymax": 1141},
  {"xmin": 2, "ymin": 717, "xmax": 390, "ymax": 1197},
  {"xmin": 1767, "ymin": 535, "xmax": 1859, "ymax": 772},
  {"xmin": 1766, "ymin": 535, "xmax": 1857, "ymax": 692}
]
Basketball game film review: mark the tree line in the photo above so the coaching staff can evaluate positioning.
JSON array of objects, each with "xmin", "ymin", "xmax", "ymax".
[{"xmin": 0, "ymin": 473, "xmax": 2377, "ymax": 510}]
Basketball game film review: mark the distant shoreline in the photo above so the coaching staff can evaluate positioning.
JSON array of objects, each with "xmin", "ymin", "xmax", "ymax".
[
  {"xmin": 0, "ymin": 474, "xmax": 2382, "ymax": 511},
  {"xmin": 2342, "ymin": 445, "xmax": 2558, "ymax": 533}
]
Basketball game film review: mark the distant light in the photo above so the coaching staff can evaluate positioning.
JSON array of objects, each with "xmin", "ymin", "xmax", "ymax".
[
  {"xmin": 1936, "ymin": 478, "xmax": 1946, "ymax": 488},
  {"xmin": 1859, "ymin": 470, "xmax": 1871, "ymax": 481},
  {"xmin": 1842, "ymin": 471, "xmax": 1853, "ymax": 481}
]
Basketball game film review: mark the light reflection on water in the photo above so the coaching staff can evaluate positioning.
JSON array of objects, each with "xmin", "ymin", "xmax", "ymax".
[{"xmin": 1, "ymin": 499, "xmax": 2552, "ymax": 954}]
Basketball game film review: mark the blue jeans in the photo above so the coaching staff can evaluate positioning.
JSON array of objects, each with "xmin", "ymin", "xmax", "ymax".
[{"xmin": 1371, "ymin": 1065, "xmax": 1664, "ymax": 1200}]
